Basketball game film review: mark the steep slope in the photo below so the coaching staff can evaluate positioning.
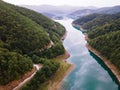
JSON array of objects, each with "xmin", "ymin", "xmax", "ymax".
[
  {"xmin": 0, "ymin": 47, "xmax": 33, "ymax": 85},
  {"xmin": 73, "ymin": 12, "xmax": 120, "ymax": 71},
  {"xmin": 88, "ymin": 31, "xmax": 120, "ymax": 69},
  {"xmin": 88, "ymin": 19, "xmax": 120, "ymax": 39},
  {"xmin": 9, "ymin": 5, "xmax": 65, "ymax": 40},
  {"xmin": 73, "ymin": 13, "xmax": 99, "ymax": 26},
  {"xmin": 10, "ymin": 5, "xmax": 65, "ymax": 58},
  {"xmin": 0, "ymin": 1, "xmax": 50, "ymax": 55},
  {"xmin": 0, "ymin": 0, "xmax": 66, "ymax": 86},
  {"xmin": 73, "ymin": 13, "xmax": 120, "ymax": 30}
]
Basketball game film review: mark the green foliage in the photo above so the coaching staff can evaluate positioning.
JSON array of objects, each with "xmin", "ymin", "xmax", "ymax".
[
  {"xmin": 0, "ymin": 1, "xmax": 65, "ymax": 58},
  {"xmin": 73, "ymin": 13, "xmax": 120, "ymax": 30},
  {"xmin": 37, "ymin": 43, "xmax": 65, "ymax": 58},
  {"xmin": 11, "ymin": 2, "xmax": 66, "ymax": 58},
  {"xmin": 73, "ymin": 13, "xmax": 99, "ymax": 26},
  {"xmin": 0, "ymin": 1, "xmax": 50, "ymax": 55},
  {"xmin": 31, "ymin": 55, "xmax": 47, "ymax": 64},
  {"xmin": 88, "ymin": 19, "xmax": 120, "ymax": 39},
  {"xmin": 21, "ymin": 60, "xmax": 60, "ymax": 90},
  {"xmin": 12, "ymin": 6, "xmax": 65, "ymax": 41},
  {"xmin": 76, "ymin": 13, "xmax": 120, "ymax": 70},
  {"xmin": 0, "ymin": 48, "xmax": 33, "ymax": 85},
  {"xmin": 0, "ymin": 0, "xmax": 66, "ymax": 85},
  {"xmin": 74, "ymin": 10, "xmax": 120, "ymax": 72},
  {"xmin": 88, "ymin": 31, "xmax": 120, "ymax": 69}
]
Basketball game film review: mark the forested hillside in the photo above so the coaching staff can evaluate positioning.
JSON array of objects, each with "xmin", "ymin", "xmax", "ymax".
[
  {"xmin": 73, "ymin": 12, "xmax": 120, "ymax": 71},
  {"xmin": 73, "ymin": 13, "xmax": 120, "ymax": 30},
  {"xmin": 12, "ymin": 5, "xmax": 65, "ymax": 59},
  {"xmin": 68, "ymin": 5, "xmax": 120, "ymax": 19},
  {"xmin": 0, "ymin": 0, "xmax": 66, "ymax": 86}
]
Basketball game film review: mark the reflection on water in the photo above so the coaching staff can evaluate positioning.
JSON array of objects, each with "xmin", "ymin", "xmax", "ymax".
[
  {"xmin": 89, "ymin": 51, "xmax": 120, "ymax": 86},
  {"xmin": 56, "ymin": 19, "xmax": 120, "ymax": 90}
]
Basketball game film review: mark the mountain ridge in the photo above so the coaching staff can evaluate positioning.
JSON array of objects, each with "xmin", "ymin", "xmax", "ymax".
[{"xmin": 68, "ymin": 5, "xmax": 120, "ymax": 19}]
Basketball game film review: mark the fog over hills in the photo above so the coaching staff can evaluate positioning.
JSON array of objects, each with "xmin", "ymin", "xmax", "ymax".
[
  {"xmin": 21, "ymin": 5, "xmax": 96, "ymax": 18},
  {"xmin": 68, "ymin": 5, "xmax": 120, "ymax": 19},
  {"xmin": 21, "ymin": 5, "xmax": 120, "ymax": 19}
]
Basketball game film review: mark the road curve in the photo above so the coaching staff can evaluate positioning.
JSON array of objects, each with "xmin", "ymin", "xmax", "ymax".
[{"xmin": 13, "ymin": 64, "xmax": 42, "ymax": 90}]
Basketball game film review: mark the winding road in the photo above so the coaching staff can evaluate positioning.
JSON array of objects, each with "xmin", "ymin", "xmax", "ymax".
[{"xmin": 13, "ymin": 64, "xmax": 42, "ymax": 90}]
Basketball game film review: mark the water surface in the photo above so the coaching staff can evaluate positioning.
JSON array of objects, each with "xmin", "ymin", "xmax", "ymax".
[{"xmin": 56, "ymin": 19, "xmax": 119, "ymax": 90}]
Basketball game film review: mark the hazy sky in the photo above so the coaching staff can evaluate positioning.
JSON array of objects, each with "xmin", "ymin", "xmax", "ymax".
[{"xmin": 3, "ymin": 0, "xmax": 120, "ymax": 7}]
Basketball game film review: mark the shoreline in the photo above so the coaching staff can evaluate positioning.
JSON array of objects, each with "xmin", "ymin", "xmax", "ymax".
[
  {"xmin": 73, "ymin": 24, "xmax": 120, "ymax": 84},
  {"xmin": 85, "ymin": 34, "xmax": 120, "ymax": 83},
  {"xmin": 0, "ymin": 27, "xmax": 74, "ymax": 90},
  {"xmin": 56, "ymin": 51, "xmax": 74, "ymax": 90},
  {"xmin": 86, "ymin": 44, "xmax": 120, "ymax": 83},
  {"xmin": 48, "ymin": 51, "xmax": 74, "ymax": 90},
  {"xmin": 49, "ymin": 64, "xmax": 74, "ymax": 90},
  {"xmin": 57, "ymin": 63, "xmax": 74, "ymax": 90},
  {"xmin": 72, "ymin": 23, "xmax": 87, "ymax": 32},
  {"xmin": 61, "ymin": 30, "xmax": 67, "ymax": 41},
  {"xmin": 48, "ymin": 29, "xmax": 74, "ymax": 90},
  {"xmin": 48, "ymin": 21, "xmax": 120, "ymax": 90}
]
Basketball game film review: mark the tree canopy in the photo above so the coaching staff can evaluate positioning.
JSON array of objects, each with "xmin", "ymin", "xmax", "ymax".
[
  {"xmin": 0, "ymin": 0, "xmax": 66, "ymax": 85},
  {"xmin": 73, "ymin": 12, "xmax": 120, "ymax": 70}
]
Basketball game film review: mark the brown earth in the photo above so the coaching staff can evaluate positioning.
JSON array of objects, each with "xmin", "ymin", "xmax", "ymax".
[
  {"xmin": 0, "ymin": 67, "xmax": 35, "ymax": 90},
  {"xmin": 85, "ymin": 34, "xmax": 120, "ymax": 83}
]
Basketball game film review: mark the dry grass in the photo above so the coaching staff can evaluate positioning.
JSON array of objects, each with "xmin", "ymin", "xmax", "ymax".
[{"xmin": 40, "ymin": 51, "xmax": 74, "ymax": 90}]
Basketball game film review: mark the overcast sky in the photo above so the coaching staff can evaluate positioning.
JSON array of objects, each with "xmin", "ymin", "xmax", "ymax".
[{"xmin": 3, "ymin": 0, "xmax": 120, "ymax": 7}]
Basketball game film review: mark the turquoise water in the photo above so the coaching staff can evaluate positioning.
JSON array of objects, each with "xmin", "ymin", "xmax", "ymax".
[{"xmin": 56, "ymin": 19, "xmax": 120, "ymax": 90}]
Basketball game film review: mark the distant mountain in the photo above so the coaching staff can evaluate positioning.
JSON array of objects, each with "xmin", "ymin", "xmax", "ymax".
[
  {"xmin": 22, "ymin": 5, "xmax": 78, "ymax": 16},
  {"xmin": 95, "ymin": 5, "xmax": 120, "ymax": 14},
  {"xmin": 67, "ymin": 9, "xmax": 96, "ymax": 19},
  {"xmin": 21, "ymin": 5, "xmax": 120, "ymax": 19},
  {"xmin": 68, "ymin": 5, "xmax": 120, "ymax": 19},
  {"xmin": 21, "ymin": 5, "xmax": 96, "ymax": 18}
]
